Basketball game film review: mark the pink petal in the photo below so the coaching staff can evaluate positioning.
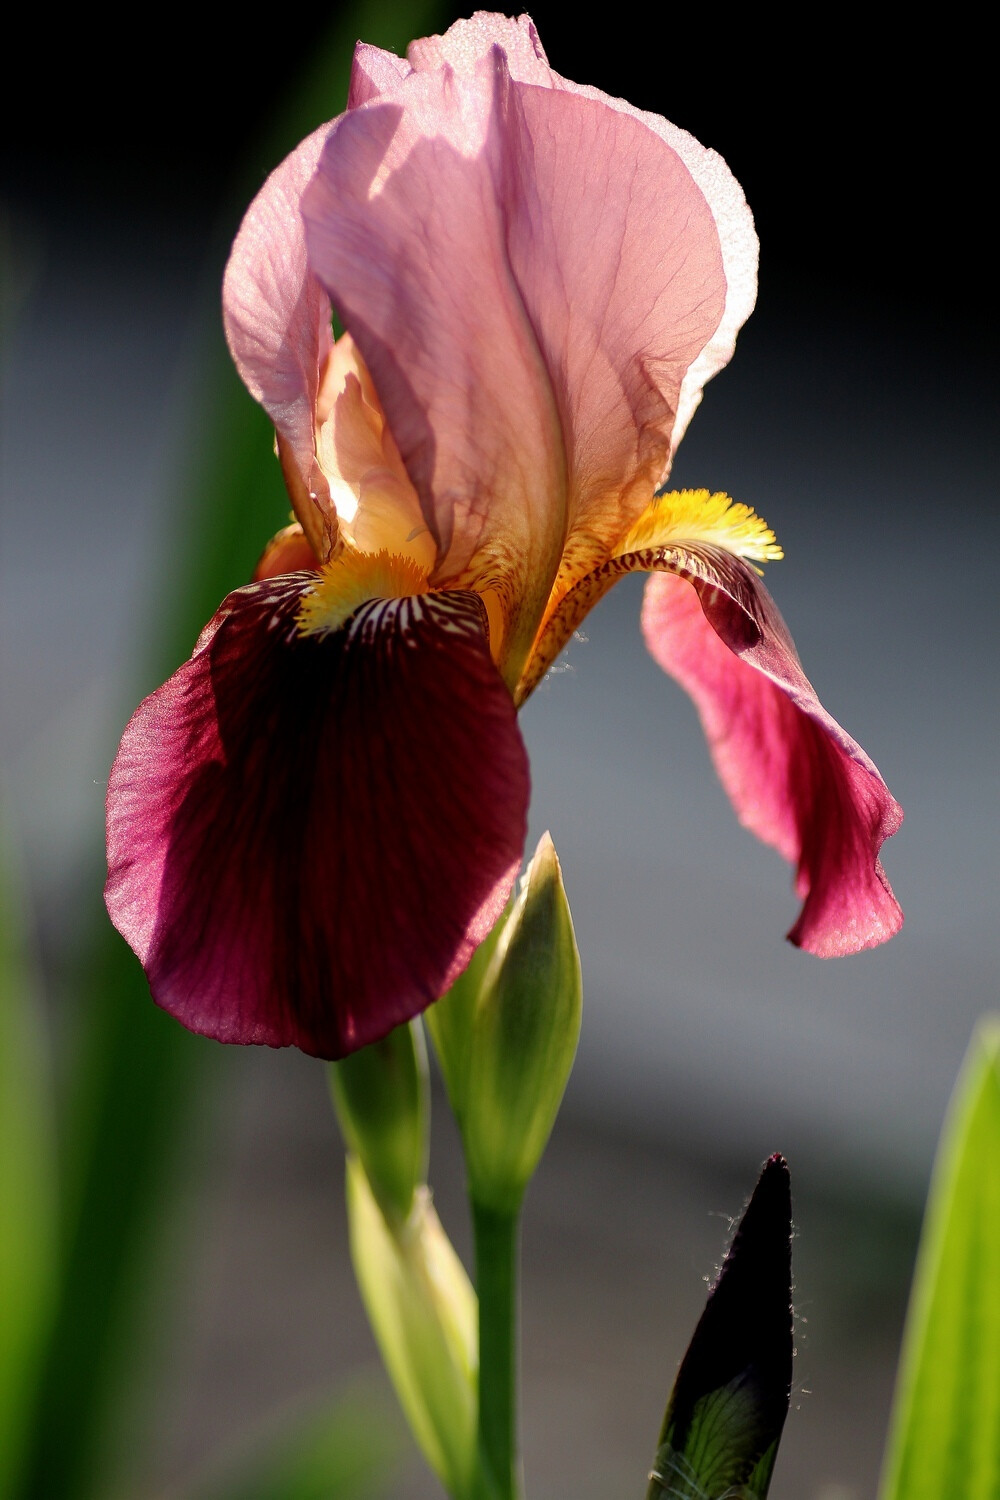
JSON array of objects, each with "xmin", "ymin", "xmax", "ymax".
[
  {"xmin": 348, "ymin": 42, "xmax": 412, "ymax": 107},
  {"xmin": 105, "ymin": 577, "xmax": 529, "ymax": 1058},
  {"xmin": 406, "ymin": 12, "xmax": 756, "ymax": 458},
  {"xmin": 642, "ymin": 565, "xmax": 903, "ymax": 956},
  {"xmin": 303, "ymin": 60, "xmax": 564, "ymax": 672},
  {"xmin": 548, "ymin": 86, "xmax": 756, "ymax": 455},
  {"xmin": 253, "ymin": 524, "xmax": 320, "ymax": 581},
  {"xmin": 303, "ymin": 48, "xmax": 730, "ymax": 671},
  {"xmin": 222, "ymin": 122, "xmax": 336, "ymax": 534},
  {"xmin": 406, "ymin": 13, "xmax": 554, "ymax": 85}
]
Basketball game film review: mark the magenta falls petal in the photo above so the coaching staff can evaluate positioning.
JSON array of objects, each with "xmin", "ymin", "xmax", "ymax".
[{"xmin": 643, "ymin": 568, "xmax": 903, "ymax": 956}]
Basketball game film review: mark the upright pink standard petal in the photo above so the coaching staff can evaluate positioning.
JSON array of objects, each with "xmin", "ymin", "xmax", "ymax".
[
  {"xmin": 642, "ymin": 567, "xmax": 903, "ymax": 956},
  {"xmin": 106, "ymin": 578, "xmax": 529, "ymax": 1057},
  {"xmin": 407, "ymin": 13, "xmax": 758, "ymax": 454},
  {"xmin": 303, "ymin": 39, "xmax": 731, "ymax": 671}
]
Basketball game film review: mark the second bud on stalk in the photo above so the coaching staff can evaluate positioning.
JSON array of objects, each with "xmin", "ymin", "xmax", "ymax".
[
  {"xmin": 431, "ymin": 832, "xmax": 583, "ymax": 1214},
  {"xmin": 330, "ymin": 1015, "xmax": 429, "ymax": 1226}
]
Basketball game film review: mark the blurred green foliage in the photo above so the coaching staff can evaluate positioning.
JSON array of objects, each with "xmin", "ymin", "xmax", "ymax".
[
  {"xmin": 186, "ymin": 1386, "xmax": 400, "ymax": 1500},
  {"xmin": 0, "ymin": 835, "xmax": 56, "ymax": 1498},
  {"xmin": 6, "ymin": 2, "xmax": 445, "ymax": 1497}
]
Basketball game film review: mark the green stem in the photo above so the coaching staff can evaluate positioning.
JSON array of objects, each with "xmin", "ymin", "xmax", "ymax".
[{"xmin": 472, "ymin": 1199, "xmax": 521, "ymax": 1500}]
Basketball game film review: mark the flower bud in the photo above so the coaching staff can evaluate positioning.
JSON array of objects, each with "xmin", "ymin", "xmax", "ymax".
[
  {"xmin": 329, "ymin": 1019, "xmax": 428, "ymax": 1225},
  {"xmin": 463, "ymin": 832, "xmax": 582, "ymax": 1213},
  {"xmin": 346, "ymin": 1156, "xmax": 478, "ymax": 1499},
  {"xmin": 647, "ymin": 1155, "xmax": 793, "ymax": 1500},
  {"xmin": 425, "ymin": 891, "xmax": 513, "ymax": 1126}
]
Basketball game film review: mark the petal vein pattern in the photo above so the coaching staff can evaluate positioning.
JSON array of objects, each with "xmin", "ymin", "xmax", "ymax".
[
  {"xmin": 105, "ymin": 575, "xmax": 529, "ymax": 1058},
  {"xmin": 406, "ymin": 13, "xmax": 756, "ymax": 454}
]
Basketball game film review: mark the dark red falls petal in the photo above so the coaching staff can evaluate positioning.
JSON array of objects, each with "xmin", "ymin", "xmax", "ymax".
[
  {"xmin": 105, "ymin": 575, "xmax": 529, "ymax": 1058},
  {"xmin": 642, "ymin": 562, "xmax": 903, "ymax": 957}
]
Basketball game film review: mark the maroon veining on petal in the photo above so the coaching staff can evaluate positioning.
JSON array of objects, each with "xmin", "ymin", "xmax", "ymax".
[
  {"xmin": 642, "ymin": 563, "xmax": 903, "ymax": 957},
  {"xmin": 105, "ymin": 577, "xmax": 529, "ymax": 1057}
]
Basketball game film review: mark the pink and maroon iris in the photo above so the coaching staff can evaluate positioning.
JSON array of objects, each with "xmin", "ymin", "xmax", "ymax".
[{"xmin": 104, "ymin": 13, "xmax": 902, "ymax": 1061}]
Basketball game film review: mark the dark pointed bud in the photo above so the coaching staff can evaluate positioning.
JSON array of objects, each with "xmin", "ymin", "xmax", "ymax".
[{"xmin": 646, "ymin": 1155, "xmax": 793, "ymax": 1500}]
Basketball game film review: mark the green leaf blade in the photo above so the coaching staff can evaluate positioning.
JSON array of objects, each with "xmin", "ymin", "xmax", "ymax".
[{"xmin": 879, "ymin": 1018, "xmax": 1000, "ymax": 1500}]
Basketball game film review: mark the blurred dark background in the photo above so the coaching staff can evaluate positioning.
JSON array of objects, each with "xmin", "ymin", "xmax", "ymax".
[
  {"xmin": 2, "ymin": 6, "xmax": 996, "ymax": 1499},
  {"xmin": 4, "ymin": 4, "xmax": 992, "ymax": 318}
]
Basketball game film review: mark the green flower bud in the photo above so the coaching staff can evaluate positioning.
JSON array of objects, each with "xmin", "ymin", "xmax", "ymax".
[
  {"xmin": 346, "ymin": 1155, "xmax": 478, "ymax": 1499},
  {"xmin": 463, "ymin": 832, "xmax": 582, "ymax": 1213},
  {"xmin": 329, "ymin": 1019, "xmax": 428, "ymax": 1225},
  {"xmin": 425, "ymin": 891, "xmax": 513, "ymax": 1127}
]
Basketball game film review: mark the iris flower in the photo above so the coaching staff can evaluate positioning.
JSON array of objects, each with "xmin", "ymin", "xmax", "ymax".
[{"xmin": 105, "ymin": 13, "xmax": 902, "ymax": 1059}]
